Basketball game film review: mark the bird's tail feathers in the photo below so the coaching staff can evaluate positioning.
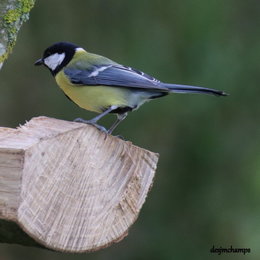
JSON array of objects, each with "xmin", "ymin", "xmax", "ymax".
[{"xmin": 162, "ymin": 83, "xmax": 227, "ymax": 96}]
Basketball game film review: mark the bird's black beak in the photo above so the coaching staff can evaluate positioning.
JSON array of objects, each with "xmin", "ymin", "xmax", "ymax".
[{"xmin": 34, "ymin": 58, "xmax": 44, "ymax": 66}]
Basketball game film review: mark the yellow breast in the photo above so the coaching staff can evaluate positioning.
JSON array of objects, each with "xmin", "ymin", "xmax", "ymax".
[{"xmin": 55, "ymin": 71, "xmax": 129, "ymax": 113}]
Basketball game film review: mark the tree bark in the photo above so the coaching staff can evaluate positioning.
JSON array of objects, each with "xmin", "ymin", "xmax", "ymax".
[{"xmin": 0, "ymin": 0, "xmax": 35, "ymax": 70}]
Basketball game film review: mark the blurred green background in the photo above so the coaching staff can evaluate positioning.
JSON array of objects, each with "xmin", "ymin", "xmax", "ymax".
[{"xmin": 1, "ymin": 0, "xmax": 260, "ymax": 259}]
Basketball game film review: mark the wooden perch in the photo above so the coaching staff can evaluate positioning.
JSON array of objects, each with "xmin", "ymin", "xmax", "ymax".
[{"xmin": 0, "ymin": 117, "xmax": 158, "ymax": 252}]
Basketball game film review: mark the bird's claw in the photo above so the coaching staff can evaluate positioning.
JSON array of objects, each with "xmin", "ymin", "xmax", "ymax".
[
  {"xmin": 73, "ymin": 118, "xmax": 108, "ymax": 133},
  {"xmin": 115, "ymin": 135, "xmax": 126, "ymax": 140},
  {"xmin": 73, "ymin": 118, "xmax": 126, "ymax": 139}
]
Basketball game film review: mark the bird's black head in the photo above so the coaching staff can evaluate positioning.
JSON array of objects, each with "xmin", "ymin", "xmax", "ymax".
[{"xmin": 35, "ymin": 42, "xmax": 80, "ymax": 75}]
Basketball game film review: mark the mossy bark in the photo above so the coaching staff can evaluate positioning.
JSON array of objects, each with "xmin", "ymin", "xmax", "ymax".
[{"xmin": 0, "ymin": 0, "xmax": 35, "ymax": 70}]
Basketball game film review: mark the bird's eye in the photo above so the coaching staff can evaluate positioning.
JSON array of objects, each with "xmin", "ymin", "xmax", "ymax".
[{"xmin": 45, "ymin": 51, "xmax": 51, "ymax": 57}]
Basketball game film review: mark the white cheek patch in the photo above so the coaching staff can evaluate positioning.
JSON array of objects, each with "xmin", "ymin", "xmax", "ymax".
[{"xmin": 44, "ymin": 53, "xmax": 65, "ymax": 70}]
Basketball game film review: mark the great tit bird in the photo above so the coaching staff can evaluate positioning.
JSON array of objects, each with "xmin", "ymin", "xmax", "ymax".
[{"xmin": 35, "ymin": 42, "xmax": 227, "ymax": 134}]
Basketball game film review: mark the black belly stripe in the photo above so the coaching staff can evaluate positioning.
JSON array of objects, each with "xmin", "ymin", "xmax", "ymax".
[{"xmin": 110, "ymin": 106, "xmax": 136, "ymax": 114}]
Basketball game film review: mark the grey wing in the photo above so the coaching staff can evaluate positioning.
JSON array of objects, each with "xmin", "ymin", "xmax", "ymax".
[{"xmin": 64, "ymin": 64, "xmax": 169, "ymax": 91}]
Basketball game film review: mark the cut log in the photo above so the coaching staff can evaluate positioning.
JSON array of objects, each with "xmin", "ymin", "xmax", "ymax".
[{"xmin": 0, "ymin": 117, "xmax": 158, "ymax": 252}]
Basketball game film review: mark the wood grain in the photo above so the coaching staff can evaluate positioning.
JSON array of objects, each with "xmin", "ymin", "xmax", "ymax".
[{"xmin": 0, "ymin": 117, "xmax": 158, "ymax": 252}]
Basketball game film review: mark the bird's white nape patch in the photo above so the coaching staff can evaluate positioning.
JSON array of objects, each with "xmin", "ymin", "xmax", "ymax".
[
  {"xmin": 76, "ymin": 47, "xmax": 86, "ymax": 52},
  {"xmin": 44, "ymin": 53, "xmax": 65, "ymax": 71}
]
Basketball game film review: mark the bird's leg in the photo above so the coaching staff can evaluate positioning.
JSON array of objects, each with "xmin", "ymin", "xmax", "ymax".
[
  {"xmin": 108, "ymin": 113, "xmax": 128, "ymax": 135},
  {"xmin": 74, "ymin": 105, "xmax": 118, "ymax": 132}
]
